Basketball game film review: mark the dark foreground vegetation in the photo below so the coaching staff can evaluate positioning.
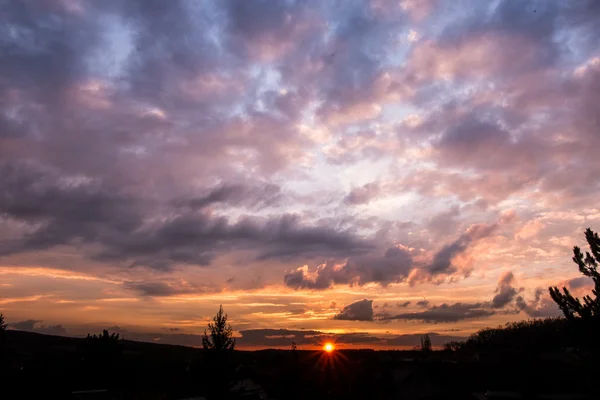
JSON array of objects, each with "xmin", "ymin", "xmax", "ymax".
[
  {"xmin": 0, "ymin": 229, "xmax": 598, "ymax": 399},
  {"xmin": 0, "ymin": 324, "xmax": 598, "ymax": 399}
]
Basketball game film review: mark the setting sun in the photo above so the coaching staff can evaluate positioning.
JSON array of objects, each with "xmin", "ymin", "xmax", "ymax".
[{"xmin": 323, "ymin": 342, "xmax": 335, "ymax": 353}]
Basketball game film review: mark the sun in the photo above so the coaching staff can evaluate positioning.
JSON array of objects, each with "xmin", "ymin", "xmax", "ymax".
[{"xmin": 323, "ymin": 342, "xmax": 335, "ymax": 353}]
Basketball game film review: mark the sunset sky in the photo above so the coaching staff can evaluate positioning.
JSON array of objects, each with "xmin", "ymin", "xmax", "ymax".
[{"xmin": 1, "ymin": 0, "xmax": 599, "ymax": 349}]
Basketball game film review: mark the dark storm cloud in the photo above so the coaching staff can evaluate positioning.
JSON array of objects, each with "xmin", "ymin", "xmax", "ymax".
[
  {"xmin": 333, "ymin": 299, "xmax": 374, "ymax": 321},
  {"xmin": 284, "ymin": 246, "xmax": 413, "ymax": 289},
  {"xmin": 383, "ymin": 302, "xmax": 495, "ymax": 323},
  {"xmin": 428, "ymin": 223, "xmax": 498, "ymax": 275}
]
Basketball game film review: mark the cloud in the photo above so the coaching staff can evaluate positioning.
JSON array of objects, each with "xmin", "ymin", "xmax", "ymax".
[
  {"xmin": 397, "ymin": 301, "xmax": 411, "ymax": 308},
  {"xmin": 491, "ymin": 271, "xmax": 521, "ymax": 309},
  {"xmin": 223, "ymin": 0, "xmax": 321, "ymax": 62},
  {"xmin": 566, "ymin": 276, "xmax": 594, "ymax": 290},
  {"xmin": 0, "ymin": 162, "xmax": 373, "ymax": 269},
  {"xmin": 9, "ymin": 319, "xmax": 67, "ymax": 335},
  {"xmin": 515, "ymin": 220, "xmax": 545, "ymax": 241},
  {"xmin": 383, "ymin": 302, "xmax": 495, "ymax": 323},
  {"xmin": 343, "ymin": 182, "xmax": 381, "ymax": 205},
  {"xmin": 333, "ymin": 299, "xmax": 374, "ymax": 321},
  {"xmin": 35, "ymin": 324, "xmax": 67, "ymax": 336},
  {"xmin": 181, "ymin": 182, "xmax": 283, "ymax": 210},
  {"xmin": 428, "ymin": 223, "xmax": 498, "ymax": 275},
  {"xmin": 435, "ymin": 119, "xmax": 513, "ymax": 170},
  {"xmin": 9, "ymin": 319, "xmax": 42, "ymax": 331},
  {"xmin": 515, "ymin": 288, "xmax": 560, "ymax": 318},
  {"xmin": 284, "ymin": 245, "xmax": 413, "ymax": 289},
  {"xmin": 385, "ymin": 272, "xmax": 556, "ymax": 322},
  {"xmin": 426, "ymin": 205, "xmax": 461, "ymax": 235},
  {"xmin": 124, "ymin": 281, "xmax": 212, "ymax": 297}
]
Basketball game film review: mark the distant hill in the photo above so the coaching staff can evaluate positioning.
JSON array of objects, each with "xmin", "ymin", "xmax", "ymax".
[{"xmin": 5, "ymin": 329, "xmax": 200, "ymax": 355}]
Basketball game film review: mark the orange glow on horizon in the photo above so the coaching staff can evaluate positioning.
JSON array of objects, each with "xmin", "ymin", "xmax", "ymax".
[{"xmin": 323, "ymin": 342, "xmax": 335, "ymax": 353}]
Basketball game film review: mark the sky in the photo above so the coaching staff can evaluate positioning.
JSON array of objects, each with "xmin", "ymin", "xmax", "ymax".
[{"xmin": 1, "ymin": 0, "xmax": 599, "ymax": 350}]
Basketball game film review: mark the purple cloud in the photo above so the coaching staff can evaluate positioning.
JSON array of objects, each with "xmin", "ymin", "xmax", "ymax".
[{"xmin": 334, "ymin": 299, "xmax": 374, "ymax": 321}]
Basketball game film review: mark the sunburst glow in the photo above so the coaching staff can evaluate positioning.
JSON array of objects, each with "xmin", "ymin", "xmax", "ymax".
[{"xmin": 323, "ymin": 342, "xmax": 335, "ymax": 353}]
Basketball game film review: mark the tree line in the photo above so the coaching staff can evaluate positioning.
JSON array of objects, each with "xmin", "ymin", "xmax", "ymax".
[{"xmin": 443, "ymin": 228, "xmax": 600, "ymax": 355}]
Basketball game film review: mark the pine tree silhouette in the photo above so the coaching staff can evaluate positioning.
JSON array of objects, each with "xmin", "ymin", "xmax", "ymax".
[
  {"xmin": 420, "ymin": 334, "xmax": 432, "ymax": 352},
  {"xmin": 201, "ymin": 306, "xmax": 236, "ymax": 399},
  {"xmin": 549, "ymin": 228, "xmax": 600, "ymax": 319},
  {"xmin": 0, "ymin": 313, "xmax": 7, "ymax": 350},
  {"xmin": 202, "ymin": 305, "xmax": 235, "ymax": 352}
]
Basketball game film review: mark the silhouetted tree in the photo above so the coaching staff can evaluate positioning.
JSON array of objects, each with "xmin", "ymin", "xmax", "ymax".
[
  {"xmin": 82, "ymin": 329, "xmax": 121, "ymax": 352},
  {"xmin": 0, "ymin": 313, "xmax": 6, "ymax": 349},
  {"xmin": 200, "ymin": 306, "xmax": 236, "ymax": 399},
  {"xmin": 202, "ymin": 305, "xmax": 235, "ymax": 352},
  {"xmin": 0, "ymin": 313, "xmax": 6, "ymax": 332},
  {"xmin": 420, "ymin": 334, "xmax": 432, "ymax": 352},
  {"xmin": 78, "ymin": 329, "xmax": 122, "ymax": 376},
  {"xmin": 290, "ymin": 340, "xmax": 299, "ymax": 365},
  {"xmin": 454, "ymin": 318, "xmax": 600, "ymax": 354},
  {"xmin": 549, "ymin": 228, "xmax": 600, "ymax": 319}
]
